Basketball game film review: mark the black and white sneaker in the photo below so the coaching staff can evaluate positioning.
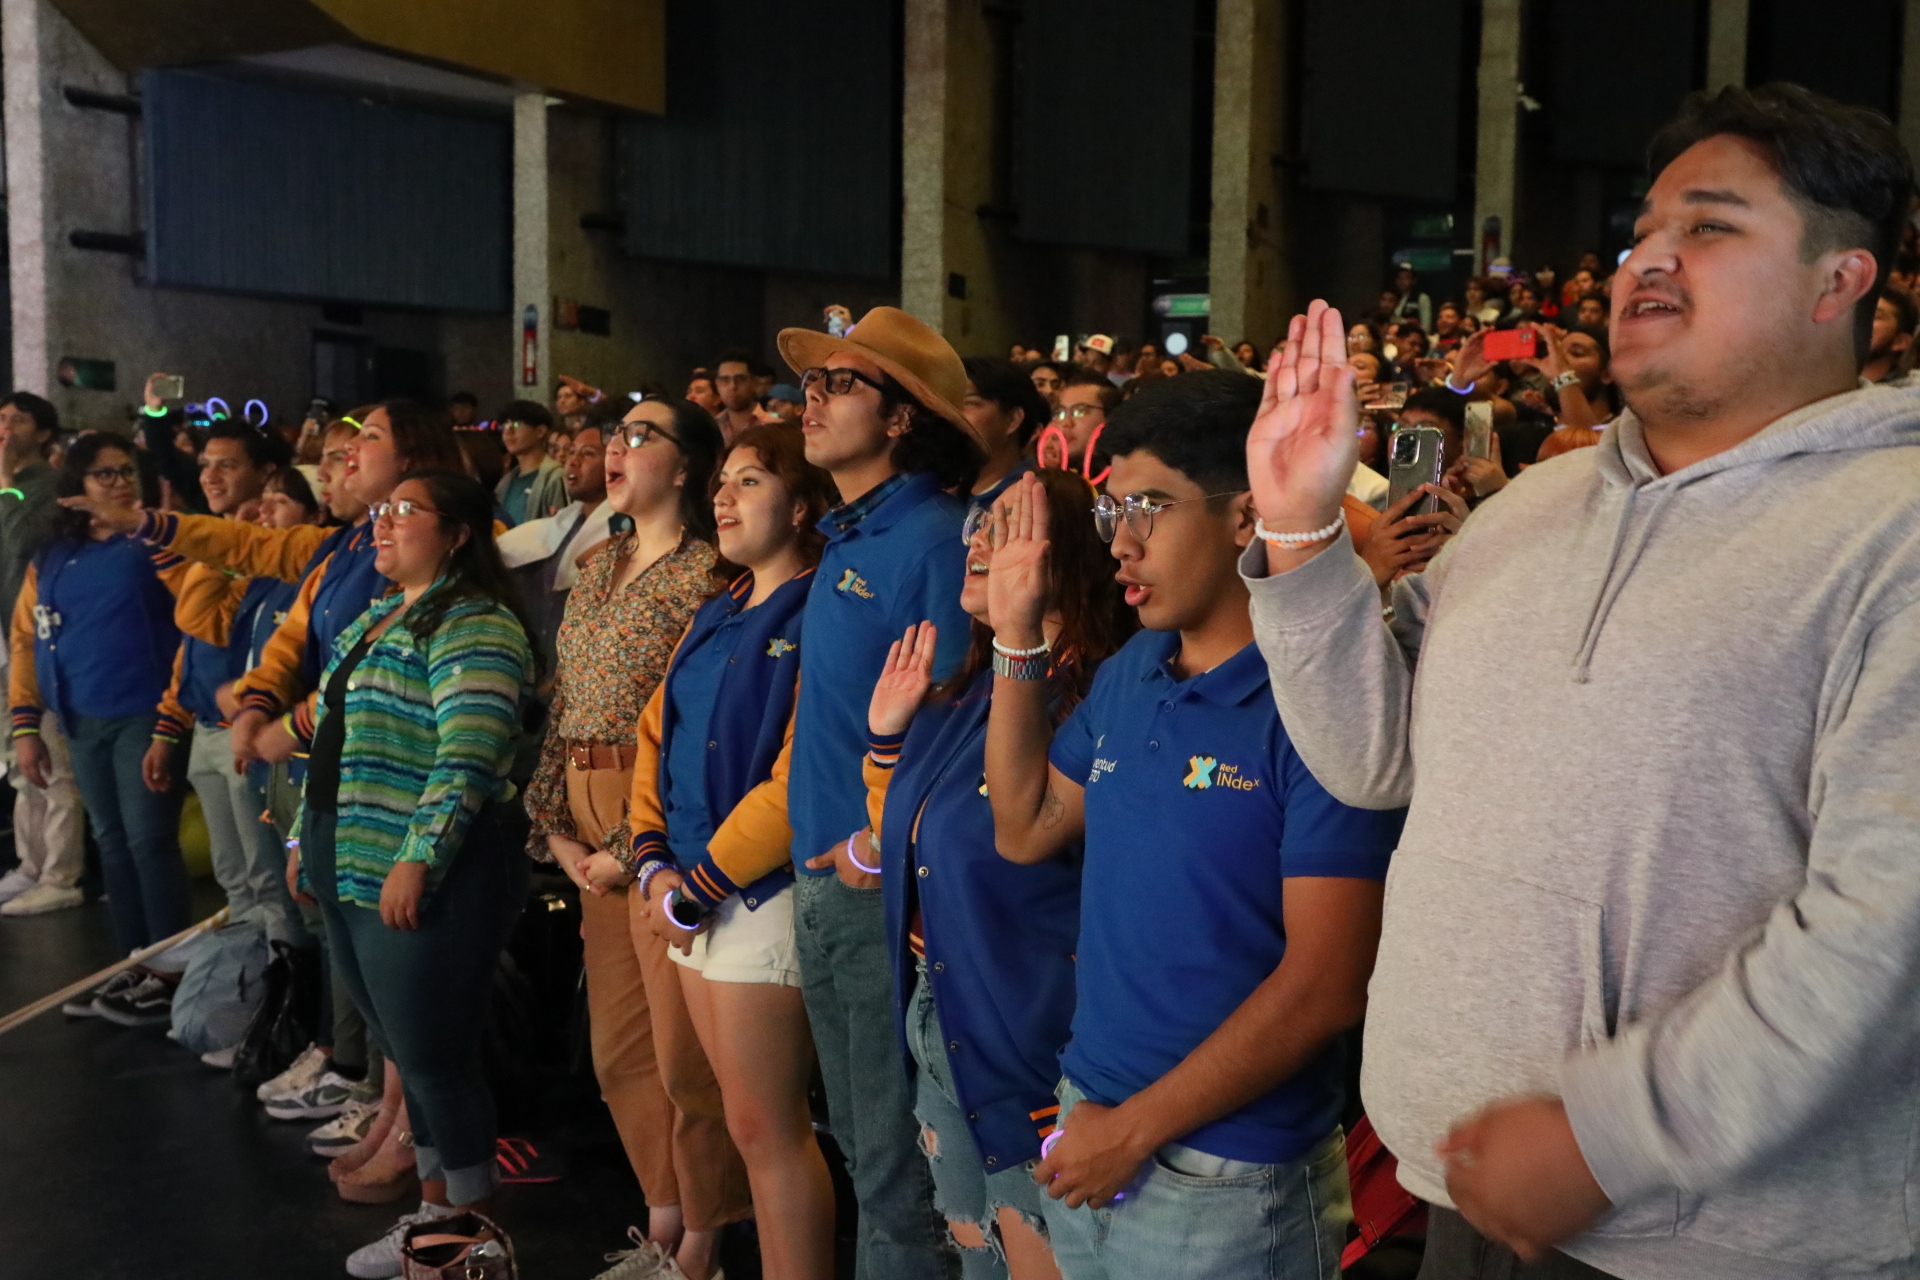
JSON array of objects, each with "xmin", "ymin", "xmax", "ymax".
[
  {"xmin": 264, "ymin": 1070, "xmax": 357, "ymax": 1120},
  {"xmin": 62, "ymin": 969, "xmax": 142, "ymax": 1019},
  {"xmin": 94, "ymin": 974, "xmax": 177, "ymax": 1028}
]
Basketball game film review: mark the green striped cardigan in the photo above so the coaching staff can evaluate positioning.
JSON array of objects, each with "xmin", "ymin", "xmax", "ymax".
[{"xmin": 290, "ymin": 586, "xmax": 534, "ymax": 908}]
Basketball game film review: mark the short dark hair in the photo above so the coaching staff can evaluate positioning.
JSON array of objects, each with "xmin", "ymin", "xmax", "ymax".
[
  {"xmin": 264, "ymin": 464, "xmax": 320, "ymax": 517},
  {"xmin": 448, "ymin": 391, "xmax": 479, "ymax": 408},
  {"xmin": 714, "ymin": 347, "xmax": 756, "ymax": 373},
  {"xmin": 205, "ymin": 417, "xmax": 293, "ymax": 471},
  {"xmin": 1881, "ymin": 286, "xmax": 1920, "ymax": 338},
  {"xmin": 580, "ymin": 399, "xmax": 628, "ymax": 432},
  {"xmin": 1062, "ymin": 370, "xmax": 1122, "ymax": 413},
  {"xmin": 497, "ymin": 400, "xmax": 554, "ymax": 432},
  {"xmin": 962, "ymin": 357, "xmax": 1052, "ymax": 447},
  {"xmin": 0, "ymin": 392, "xmax": 59, "ymax": 445},
  {"xmin": 1568, "ymin": 323, "xmax": 1613, "ymax": 367},
  {"xmin": 1649, "ymin": 82, "xmax": 1915, "ymax": 358},
  {"xmin": 1100, "ymin": 370, "xmax": 1258, "ymax": 494},
  {"xmin": 1402, "ymin": 387, "xmax": 1466, "ymax": 433}
]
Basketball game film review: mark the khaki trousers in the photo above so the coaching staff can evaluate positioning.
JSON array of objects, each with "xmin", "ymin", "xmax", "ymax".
[{"xmin": 569, "ymin": 763, "xmax": 752, "ymax": 1230}]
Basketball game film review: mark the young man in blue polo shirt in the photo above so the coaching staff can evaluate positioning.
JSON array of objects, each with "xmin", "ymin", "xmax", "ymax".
[
  {"xmin": 773, "ymin": 306, "xmax": 983, "ymax": 1279},
  {"xmin": 983, "ymin": 371, "xmax": 1406, "ymax": 1280}
]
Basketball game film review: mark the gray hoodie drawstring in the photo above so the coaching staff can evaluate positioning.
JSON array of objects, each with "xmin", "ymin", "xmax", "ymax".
[{"xmin": 1571, "ymin": 485, "xmax": 1678, "ymax": 683}]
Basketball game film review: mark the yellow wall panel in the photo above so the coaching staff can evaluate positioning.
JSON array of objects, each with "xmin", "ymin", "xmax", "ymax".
[{"xmin": 313, "ymin": 0, "xmax": 664, "ymax": 112}]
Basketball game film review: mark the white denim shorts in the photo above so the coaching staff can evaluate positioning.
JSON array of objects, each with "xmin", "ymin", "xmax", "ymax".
[{"xmin": 666, "ymin": 881, "xmax": 801, "ymax": 987}]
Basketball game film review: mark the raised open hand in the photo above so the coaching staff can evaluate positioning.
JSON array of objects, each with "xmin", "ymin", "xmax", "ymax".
[
  {"xmin": 986, "ymin": 473, "xmax": 1051, "ymax": 648},
  {"xmin": 868, "ymin": 622, "xmax": 939, "ymax": 737},
  {"xmin": 1247, "ymin": 300, "xmax": 1360, "ymax": 531}
]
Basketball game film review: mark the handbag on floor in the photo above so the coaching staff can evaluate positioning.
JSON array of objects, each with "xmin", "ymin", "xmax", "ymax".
[
  {"xmin": 401, "ymin": 1212, "xmax": 516, "ymax": 1280},
  {"xmin": 231, "ymin": 939, "xmax": 322, "ymax": 1091}
]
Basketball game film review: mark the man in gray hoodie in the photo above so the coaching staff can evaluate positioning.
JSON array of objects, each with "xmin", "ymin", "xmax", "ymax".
[{"xmin": 1240, "ymin": 85, "xmax": 1920, "ymax": 1279}]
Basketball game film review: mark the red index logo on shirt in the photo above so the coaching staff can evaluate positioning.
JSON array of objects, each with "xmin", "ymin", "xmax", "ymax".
[{"xmin": 1185, "ymin": 755, "xmax": 1259, "ymax": 791}]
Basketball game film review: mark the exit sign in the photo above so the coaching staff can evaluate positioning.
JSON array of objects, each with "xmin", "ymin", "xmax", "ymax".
[{"xmin": 1154, "ymin": 293, "xmax": 1211, "ymax": 318}]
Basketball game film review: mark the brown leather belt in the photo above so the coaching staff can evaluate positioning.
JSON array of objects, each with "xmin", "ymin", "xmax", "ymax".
[{"xmin": 566, "ymin": 740, "xmax": 638, "ymax": 771}]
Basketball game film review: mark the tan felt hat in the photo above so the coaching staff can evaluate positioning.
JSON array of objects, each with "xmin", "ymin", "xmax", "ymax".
[{"xmin": 777, "ymin": 306, "xmax": 979, "ymax": 447}]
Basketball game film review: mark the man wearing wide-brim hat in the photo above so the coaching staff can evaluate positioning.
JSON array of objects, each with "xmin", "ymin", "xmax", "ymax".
[{"xmin": 773, "ymin": 305, "xmax": 982, "ymax": 1275}]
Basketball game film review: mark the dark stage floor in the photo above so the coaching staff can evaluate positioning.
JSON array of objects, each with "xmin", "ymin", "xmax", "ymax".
[{"xmin": 0, "ymin": 876, "xmax": 790, "ymax": 1280}]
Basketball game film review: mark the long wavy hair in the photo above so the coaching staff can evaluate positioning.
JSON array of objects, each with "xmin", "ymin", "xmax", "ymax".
[
  {"xmin": 938, "ymin": 467, "xmax": 1135, "ymax": 715},
  {"xmin": 394, "ymin": 469, "xmax": 543, "ymax": 676}
]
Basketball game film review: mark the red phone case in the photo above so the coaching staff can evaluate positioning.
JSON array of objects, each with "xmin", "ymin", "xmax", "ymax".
[{"xmin": 1482, "ymin": 329, "xmax": 1539, "ymax": 361}]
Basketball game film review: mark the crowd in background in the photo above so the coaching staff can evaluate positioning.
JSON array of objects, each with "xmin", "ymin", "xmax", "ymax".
[{"xmin": 3, "ymin": 80, "xmax": 1920, "ymax": 1280}]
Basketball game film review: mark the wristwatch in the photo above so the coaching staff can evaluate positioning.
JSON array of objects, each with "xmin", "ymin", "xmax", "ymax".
[{"xmin": 1551, "ymin": 370, "xmax": 1581, "ymax": 391}]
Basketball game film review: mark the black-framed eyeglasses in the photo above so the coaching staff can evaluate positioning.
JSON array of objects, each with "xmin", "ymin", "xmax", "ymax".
[
  {"xmin": 1091, "ymin": 491, "xmax": 1243, "ymax": 543},
  {"xmin": 85, "ymin": 464, "xmax": 138, "ymax": 484},
  {"xmin": 619, "ymin": 421, "xmax": 682, "ymax": 451},
  {"xmin": 370, "ymin": 498, "xmax": 441, "ymax": 522},
  {"xmin": 800, "ymin": 366, "xmax": 888, "ymax": 397}
]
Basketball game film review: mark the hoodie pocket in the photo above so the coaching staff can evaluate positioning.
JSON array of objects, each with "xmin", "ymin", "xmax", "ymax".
[{"xmin": 1364, "ymin": 853, "xmax": 1645, "ymax": 1200}]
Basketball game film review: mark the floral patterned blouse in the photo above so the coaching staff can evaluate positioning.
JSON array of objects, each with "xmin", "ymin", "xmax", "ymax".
[{"xmin": 523, "ymin": 529, "xmax": 717, "ymax": 858}]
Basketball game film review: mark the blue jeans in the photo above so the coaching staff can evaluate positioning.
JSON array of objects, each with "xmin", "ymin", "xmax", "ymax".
[
  {"xmin": 1040, "ymin": 1078, "xmax": 1350, "ymax": 1280},
  {"xmin": 303, "ymin": 805, "xmax": 527, "ymax": 1206},
  {"xmin": 793, "ymin": 872, "xmax": 957, "ymax": 1280},
  {"xmin": 906, "ymin": 965, "xmax": 1052, "ymax": 1280},
  {"xmin": 65, "ymin": 712, "xmax": 189, "ymax": 954}
]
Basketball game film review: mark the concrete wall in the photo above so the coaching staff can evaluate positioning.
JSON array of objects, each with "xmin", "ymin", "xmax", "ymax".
[
  {"xmin": 539, "ymin": 107, "xmax": 898, "ymax": 401},
  {"xmin": 4, "ymin": 0, "xmax": 509, "ymax": 431}
]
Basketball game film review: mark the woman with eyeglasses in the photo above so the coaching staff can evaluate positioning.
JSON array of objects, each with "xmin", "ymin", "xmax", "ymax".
[
  {"xmin": 9, "ymin": 434, "xmax": 189, "ymax": 1024},
  {"xmin": 520, "ymin": 397, "xmax": 751, "ymax": 1280},
  {"xmin": 285, "ymin": 470, "xmax": 537, "ymax": 1277},
  {"xmin": 863, "ymin": 470, "xmax": 1133, "ymax": 1280}
]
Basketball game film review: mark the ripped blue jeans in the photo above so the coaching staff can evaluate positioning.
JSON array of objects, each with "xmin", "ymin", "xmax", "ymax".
[{"xmin": 906, "ymin": 963, "xmax": 1052, "ymax": 1280}]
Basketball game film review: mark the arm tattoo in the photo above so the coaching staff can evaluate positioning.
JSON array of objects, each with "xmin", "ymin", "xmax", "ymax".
[{"xmin": 1038, "ymin": 785, "xmax": 1066, "ymax": 830}]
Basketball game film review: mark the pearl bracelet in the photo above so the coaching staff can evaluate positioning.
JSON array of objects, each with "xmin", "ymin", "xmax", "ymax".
[
  {"xmin": 991, "ymin": 637, "xmax": 1051, "ymax": 658},
  {"xmin": 1254, "ymin": 514, "xmax": 1346, "ymax": 548}
]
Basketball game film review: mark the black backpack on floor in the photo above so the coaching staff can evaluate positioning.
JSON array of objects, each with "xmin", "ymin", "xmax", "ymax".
[{"xmin": 231, "ymin": 940, "xmax": 323, "ymax": 1091}]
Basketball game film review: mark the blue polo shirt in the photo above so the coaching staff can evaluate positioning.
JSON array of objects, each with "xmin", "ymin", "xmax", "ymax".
[
  {"xmin": 1049, "ymin": 630, "xmax": 1405, "ymax": 1163},
  {"xmin": 790, "ymin": 472, "xmax": 971, "ymax": 871}
]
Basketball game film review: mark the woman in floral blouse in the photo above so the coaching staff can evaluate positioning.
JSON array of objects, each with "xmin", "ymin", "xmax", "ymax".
[{"xmin": 521, "ymin": 396, "xmax": 748, "ymax": 1279}]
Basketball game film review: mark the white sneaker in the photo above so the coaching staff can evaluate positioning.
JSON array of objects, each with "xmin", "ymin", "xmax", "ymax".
[
  {"xmin": 264, "ymin": 1069, "xmax": 357, "ymax": 1120},
  {"xmin": 591, "ymin": 1227, "xmax": 676, "ymax": 1280},
  {"xmin": 255, "ymin": 1042, "xmax": 326, "ymax": 1103},
  {"xmin": 308, "ymin": 1100, "xmax": 379, "ymax": 1156},
  {"xmin": 200, "ymin": 1045, "xmax": 238, "ymax": 1070},
  {"xmin": 0, "ymin": 867, "xmax": 36, "ymax": 904},
  {"xmin": 345, "ymin": 1201, "xmax": 459, "ymax": 1280},
  {"xmin": 0, "ymin": 882, "xmax": 82, "ymax": 916}
]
